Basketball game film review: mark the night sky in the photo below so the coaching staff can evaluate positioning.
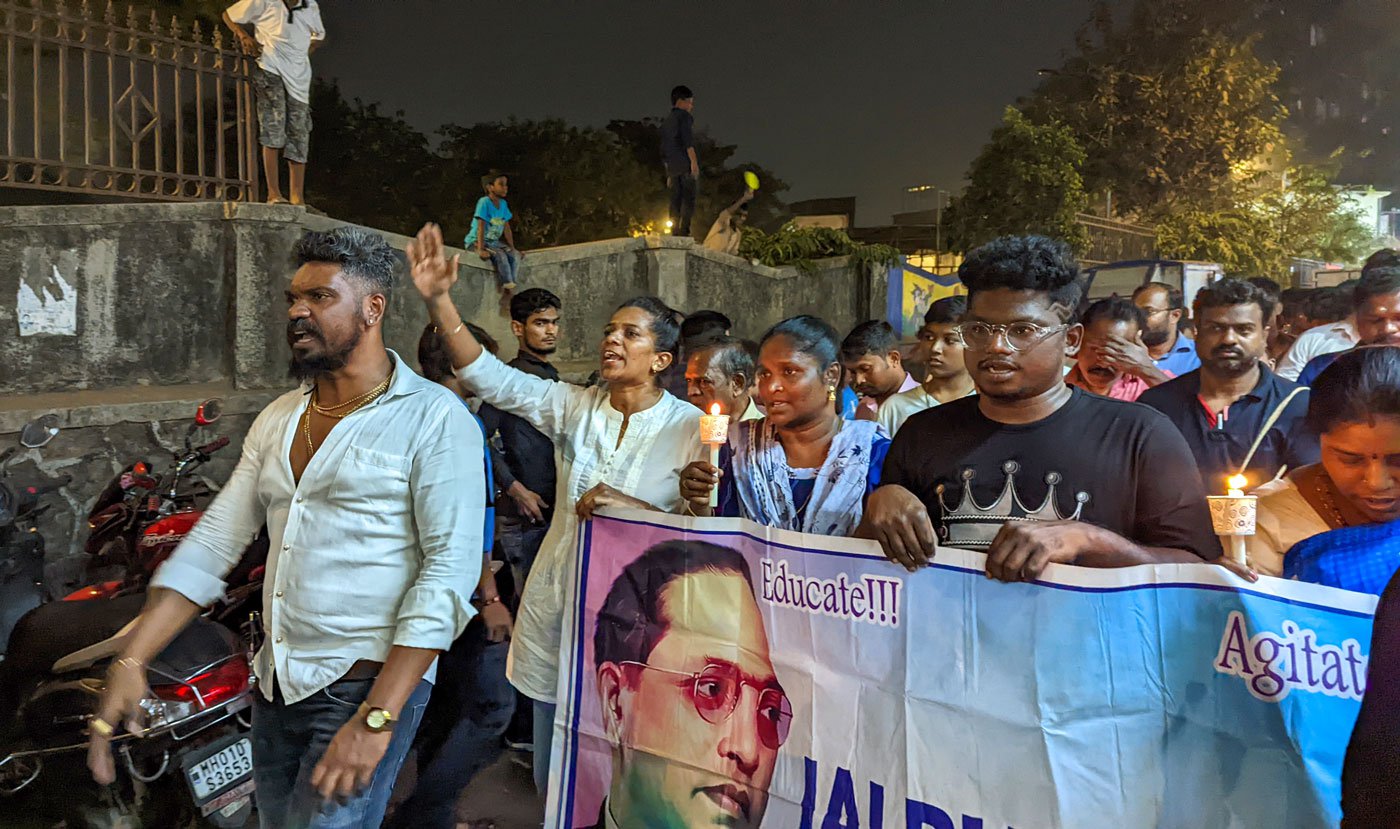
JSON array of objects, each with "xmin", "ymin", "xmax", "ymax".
[{"xmin": 315, "ymin": 1, "xmax": 1126, "ymax": 225}]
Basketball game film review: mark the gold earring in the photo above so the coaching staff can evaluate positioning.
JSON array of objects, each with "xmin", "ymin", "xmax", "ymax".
[{"xmin": 827, "ymin": 384, "xmax": 837, "ymax": 402}]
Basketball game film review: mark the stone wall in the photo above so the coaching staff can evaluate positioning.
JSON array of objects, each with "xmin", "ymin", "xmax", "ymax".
[{"xmin": 2, "ymin": 201, "xmax": 888, "ymax": 573}]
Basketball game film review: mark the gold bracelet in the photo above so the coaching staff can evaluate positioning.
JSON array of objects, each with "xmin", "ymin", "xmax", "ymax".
[
  {"xmin": 434, "ymin": 320, "xmax": 465, "ymax": 337},
  {"xmin": 115, "ymin": 656, "xmax": 144, "ymax": 671}
]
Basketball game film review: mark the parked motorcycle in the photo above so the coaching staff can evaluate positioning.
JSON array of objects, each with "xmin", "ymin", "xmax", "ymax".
[
  {"xmin": 0, "ymin": 415, "xmax": 68, "ymax": 660},
  {"xmin": 0, "ymin": 400, "xmax": 264, "ymax": 827},
  {"xmin": 0, "ymin": 591, "xmax": 260, "ymax": 828},
  {"xmin": 77, "ymin": 399, "xmax": 231, "ymax": 600}
]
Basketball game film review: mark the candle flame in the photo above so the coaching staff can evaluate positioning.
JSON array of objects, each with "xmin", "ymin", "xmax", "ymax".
[
  {"xmin": 709, "ymin": 403, "xmax": 722, "ymax": 416},
  {"xmin": 1227, "ymin": 474, "xmax": 1248, "ymax": 491}
]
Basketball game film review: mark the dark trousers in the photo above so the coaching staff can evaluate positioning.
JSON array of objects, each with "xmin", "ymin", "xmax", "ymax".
[
  {"xmin": 498, "ymin": 517, "xmax": 548, "ymax": 745},
  {"xmin": 251, "ymin": 677, "xmax": 430, "ymax": 829},
  {"xmin": 668, "ymin": 172, "xmax": 696, "ymax": 237},
  {"xmin": 385, "ymin": 618, "xmax": 516, "ymax": 829}
]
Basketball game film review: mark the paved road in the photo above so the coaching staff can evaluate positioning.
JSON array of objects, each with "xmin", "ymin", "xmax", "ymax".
[{"xmin": 389, "ymin": 748, "xmax": 545, "ymax": 829}]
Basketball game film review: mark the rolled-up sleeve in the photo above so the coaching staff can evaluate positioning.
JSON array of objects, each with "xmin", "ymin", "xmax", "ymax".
[
  {"xmin": 394, "ymin": 401, "xmax": 485, "ymax": 650},
  {"xmin": 150, "ymin": 409, "xmax": 271, "ymax": 607},
  {"xmin": 456, "ymin": 350, "xmax": 578, "ymax": 442}
]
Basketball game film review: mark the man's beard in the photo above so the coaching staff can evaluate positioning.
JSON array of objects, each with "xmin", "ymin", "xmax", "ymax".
[
  {"xmin": 1203, "ymin": 348, "xmax": 1258, "ymax": 377},
  {"xmin": 1141, "ymin": 325, "xmax": 1171, "ymax": 348},
  {"xmin": 288, "ymin": 318, "xmax": 364, "ymax": 382}
]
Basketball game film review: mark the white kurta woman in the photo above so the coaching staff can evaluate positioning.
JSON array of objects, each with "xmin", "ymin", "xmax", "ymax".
[{"xmin": 407, "ymin": 223, "xmax": 703, "ymax": 794}]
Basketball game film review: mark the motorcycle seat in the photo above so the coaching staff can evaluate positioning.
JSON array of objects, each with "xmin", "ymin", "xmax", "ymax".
[{"xmin": 5, "ymin": 594, "xmax": 146, "ymax": 679}]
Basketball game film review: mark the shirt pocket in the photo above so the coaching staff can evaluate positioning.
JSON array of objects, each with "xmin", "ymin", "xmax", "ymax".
[{"xmin": 330, "ymin": 445, "xmax": 410, "ymax": 512}]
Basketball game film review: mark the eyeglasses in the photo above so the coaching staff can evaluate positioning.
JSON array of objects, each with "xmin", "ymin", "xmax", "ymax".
[
  {"xmin": 954, "ymin": 321, "xmax": 1068, "ymax": 352},
  {"xmin": 621, "ymin": 661, "xmax": 793, "ymax": 749}
]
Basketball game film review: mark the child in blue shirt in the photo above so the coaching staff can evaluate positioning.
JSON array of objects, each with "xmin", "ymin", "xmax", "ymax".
[{"xmin": 465, "ymin": 172, "xmax": 523, "ymax": 291}]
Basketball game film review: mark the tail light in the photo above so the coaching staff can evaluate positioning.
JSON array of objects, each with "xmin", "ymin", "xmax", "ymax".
[{"xmin": 150, "ymin": 659, "xmax": 250, "ymax": 708}]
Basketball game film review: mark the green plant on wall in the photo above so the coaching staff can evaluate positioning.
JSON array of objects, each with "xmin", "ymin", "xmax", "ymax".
[{"xmin": 738, "ymin": 224, "xmax": 900, "ymax": 273}]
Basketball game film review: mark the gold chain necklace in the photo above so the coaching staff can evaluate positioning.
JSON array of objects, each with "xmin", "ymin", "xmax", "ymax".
[
  {"xmin": 302, "ymin": 369, "xmax": 394, "ymax": 454},
  {"xmin": 311, "ymin": 371, "xmax": 393, "ymax": 417},
  {"xmin": 1312, "ymin": 474, "xmax": 1349, "ymax": 528}
]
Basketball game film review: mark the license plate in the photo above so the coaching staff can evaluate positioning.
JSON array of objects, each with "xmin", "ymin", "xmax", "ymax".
[{"xmin": 185, "ymin": 737, "xmax": 254, "ymax": 802}]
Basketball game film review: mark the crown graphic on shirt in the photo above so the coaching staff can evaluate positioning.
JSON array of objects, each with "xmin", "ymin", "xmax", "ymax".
[{"xmin": 935, "ymin": 461, "xmax": 1089, "ymax": 550}]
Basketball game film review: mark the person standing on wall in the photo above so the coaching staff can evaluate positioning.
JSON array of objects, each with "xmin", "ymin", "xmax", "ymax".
[
  {"xmin": 661, "ymin": 85, "xmax": 699, "ymax": 238},
  {"xmin": 224, "ymin": 0, "xmax": 325, "ymax": 206}
]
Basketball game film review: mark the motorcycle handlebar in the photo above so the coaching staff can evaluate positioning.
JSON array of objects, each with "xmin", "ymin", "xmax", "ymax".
[{"xmin": 195, "ymin": 436, "xmax": 230, "ymax": 456}]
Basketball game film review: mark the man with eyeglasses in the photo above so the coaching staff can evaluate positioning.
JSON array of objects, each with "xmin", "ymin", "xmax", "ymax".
[
  {"xmin": 860, "ymin": 236, "xmax": 1230, "ymax": 584},
  {"xmin": 1126, "ymin": 282, "xmax": 1200, "ymax": 379},
  {"xmin": 590, "ymin": 540, "xmax": 789, "ymax": 828}
]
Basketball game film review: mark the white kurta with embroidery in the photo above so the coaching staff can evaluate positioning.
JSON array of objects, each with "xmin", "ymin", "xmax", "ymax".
[{"xmin": 457, "ymin": 350, "xmax": 705, "ymax": 703}]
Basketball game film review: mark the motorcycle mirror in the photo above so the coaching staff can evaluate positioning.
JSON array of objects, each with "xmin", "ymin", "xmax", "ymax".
[
  {"xmin": 195, "ymin": 398, "xmax": 224, "ymax": 427},
  {"xmin": 19, "ymin": 414, "xmax": 60, "ymax": 449}
]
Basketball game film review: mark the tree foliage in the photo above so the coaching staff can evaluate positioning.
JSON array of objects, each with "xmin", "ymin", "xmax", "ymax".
[
  {"xmin": 304, "ymin": 81, "xmax": 439, "ymax": 236},
  {"xmin": 737, "ymin": 224, "xmax": 899, "ymax": 273},
  {"xmin": 1025, "ymin": 5, "xmax": 1285, "ymax": 216},
  {"xmin": 435, "ymin": 119, "xmax": 660, "ymax": 248},
  {"xmin": 281, "ymin": 81, "xmax": 793, "ymax": 250},
  {"xmin": 942, "ymin": 108, "xmax": 1090, "ymax": 253},
  {"xmin": 943, "ymin": 0, "xmax": 1378, "ymax": 272},
  {"xmin": 1156, "ymin": 163, "xmax": 1375, "ymax": 278}
]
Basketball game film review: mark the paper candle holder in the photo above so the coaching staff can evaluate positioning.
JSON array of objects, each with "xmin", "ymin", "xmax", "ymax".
[{"xmin": 1207, "ymin": 494, "xmax": 1257, "ymax": 537}]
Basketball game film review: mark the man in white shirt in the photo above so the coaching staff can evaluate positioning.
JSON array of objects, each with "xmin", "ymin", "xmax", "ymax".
[
  {"xmin": 88, "ymin": 227, "xmax": 485, "ymax": 829},
  {"xmin": 224, "ymin": 0, "xmax": 326, "ymax": 206},
  {"xmin": 701, "ymin": 188, "xmax": 755, "ymax": 256},
  {"xmin": 1275, "ymin": 315, "xmax": 1358, "ymax": 380}
]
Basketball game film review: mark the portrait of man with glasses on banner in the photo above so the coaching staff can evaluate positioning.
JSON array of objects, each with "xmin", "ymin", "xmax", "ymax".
[{"xmin": 584, "ymin": 539, "xmax": 792, "ymax": 829}]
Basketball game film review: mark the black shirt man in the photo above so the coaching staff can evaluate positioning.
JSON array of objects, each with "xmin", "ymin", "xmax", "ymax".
[{"xmin": 860, "ymin": 235, "xmax": 1227, "ymax": 583}]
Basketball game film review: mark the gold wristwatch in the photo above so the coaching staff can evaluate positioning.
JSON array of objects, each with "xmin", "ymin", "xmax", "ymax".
[{"xmin": 360, "ymin": 703, "xmax": 395, "ymax": 733}]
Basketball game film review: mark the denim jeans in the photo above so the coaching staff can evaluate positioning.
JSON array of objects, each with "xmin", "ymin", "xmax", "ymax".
[
  {"xmin": 252, "ymin": 676, "xmax": 431, "ymax": 829},
  {"xmin": 668, "ymin": 173, "xmax": 696, "ymax": 237},
  {"xmin": 497, "ymin": 517, "xmax": 548, "ymax": 601},
  {"xmin": 532, "ymin": 698, "xmax": 557, "ymax": 796},
  {"xmin": 484, "ymin": 242, "xmax": 521, "ymax": 288},
  {"xmin": 384, "ymin": 619, "xmax": 515, "ymax": 829}
]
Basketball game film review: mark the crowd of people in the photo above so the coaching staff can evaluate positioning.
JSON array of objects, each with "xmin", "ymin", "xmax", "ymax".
[
  {"xmin": 78, "ymin": 216, "xmax": 1400, "ymax": 828},
  {"xmin": 60, "ymin": 2, "xmax": 1395, "ymax": 826}
]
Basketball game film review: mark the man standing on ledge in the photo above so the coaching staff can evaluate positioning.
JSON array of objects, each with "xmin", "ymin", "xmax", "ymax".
[
  {"xmin": 225, "ymin": 0, "xmax": 325, "ymax": 206},
  {"xmin": 661, "ymin": 85, "xmax": 699, "ymax": 238},
  {"xmin": 87, "ymin": 228, "xmax": 485, "ymax": 829}
]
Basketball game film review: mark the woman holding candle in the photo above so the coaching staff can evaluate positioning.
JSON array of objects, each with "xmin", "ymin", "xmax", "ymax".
[
  {"xmin": 1246, "ymin": 346, "xmax": 1400, "ymax": 578},
  {"xmin": 679, "ymin": 315, "xmax": 890, "ymax": 536},
  {"xmin": 407, "ymin": 223, "xmax": 703, "ymax": 795}
]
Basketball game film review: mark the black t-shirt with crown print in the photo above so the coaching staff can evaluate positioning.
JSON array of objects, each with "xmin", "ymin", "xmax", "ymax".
[{"xmin": 882, "ymin": 387, "xmax": 1223, "ymax": 559}]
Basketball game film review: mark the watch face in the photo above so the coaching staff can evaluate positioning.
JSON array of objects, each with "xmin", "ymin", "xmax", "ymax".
[{"xmin": 367, "ymin": 710, "xmax": 388, "ymax": 730}]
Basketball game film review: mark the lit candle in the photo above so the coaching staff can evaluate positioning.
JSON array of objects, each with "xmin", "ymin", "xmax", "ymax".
[
  {"xmin": 1208, "ymin": 473, "xmax": 1257, "ymax": 567},
  {"xmin": 699, "ymin": 403, "xmax": 730, "ymax": 508}
]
